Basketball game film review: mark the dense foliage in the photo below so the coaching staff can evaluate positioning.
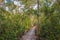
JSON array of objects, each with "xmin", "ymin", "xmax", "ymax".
[
  {"xmin": 0, "ymin": 0, "xmax": 60, "ymax": 40},
  {"xmin": 38, "ymin": 1, "xmax": 60, "ymax": 40},
  {"xmin": 0, "ymin": 8, "xmax": 31, "ymax": 40}
]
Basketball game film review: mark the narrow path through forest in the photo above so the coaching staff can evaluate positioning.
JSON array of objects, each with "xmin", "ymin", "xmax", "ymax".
[{"xmin": 21, "ymin": 26, "xmax": 37, "ymax": 40}]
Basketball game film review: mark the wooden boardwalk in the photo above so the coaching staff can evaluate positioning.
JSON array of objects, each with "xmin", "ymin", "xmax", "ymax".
[{"xmin": 21, "ymin": 26, "xmax": 36, "ymax": 40}]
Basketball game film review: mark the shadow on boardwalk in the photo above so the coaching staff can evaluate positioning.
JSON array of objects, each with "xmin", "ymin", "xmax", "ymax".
[{"xmin": 21, "ymin": 26, "xmax": 37, "ymax": 40}]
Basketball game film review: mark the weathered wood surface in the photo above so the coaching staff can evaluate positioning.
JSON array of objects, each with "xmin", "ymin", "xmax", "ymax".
[{"xmin": 21, "ymin": 26, "xmax": 36, "ymax": 40}]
